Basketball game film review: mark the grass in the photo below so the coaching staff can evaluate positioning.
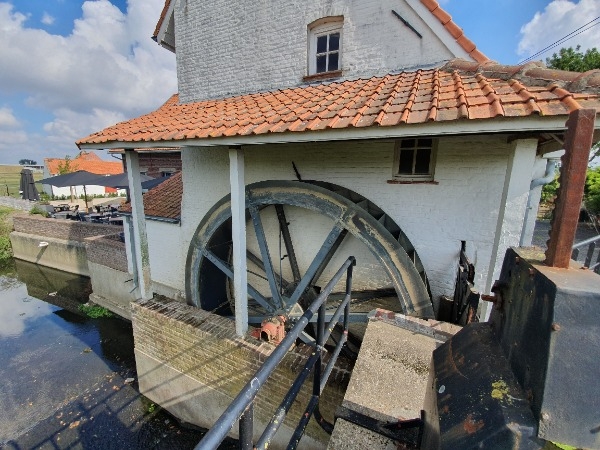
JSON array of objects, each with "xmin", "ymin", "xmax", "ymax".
[
  {"xmin": 0, "ymin": 206, "xmax": 15, "ymax": 268},
  {"xmin": 0, "ymin": 165, "xmax": 43, "ymax": 199},
  {"xmin": 78, "ymin": 303, "xmax": 114, "ymax": 318}
]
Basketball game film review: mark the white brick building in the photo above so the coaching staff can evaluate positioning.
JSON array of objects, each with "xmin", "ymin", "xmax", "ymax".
[{"xmin": 79, "ymin": 0, "xmax": 600, "ymax": 325}]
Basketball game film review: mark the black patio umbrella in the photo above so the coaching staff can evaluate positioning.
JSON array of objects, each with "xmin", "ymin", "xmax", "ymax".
[
  {"xmin": 87, "ymin": 172, "xmax": 154, "ymax": 189},
  {"xmin": 38, "ymin": 170, "xmax": 101, "ymax": 210},
  {"xmin": 19, "ymin": 169, "xmax": 39, "ymax": 201}
]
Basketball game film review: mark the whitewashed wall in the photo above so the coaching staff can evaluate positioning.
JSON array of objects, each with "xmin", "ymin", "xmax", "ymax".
[
  {"xmin": 174, "ymin": 0, "xmax": 465, "ymax": 102},
  {"xmin": 146, "ymin": 136, "xmax": 539, "ymax": 308}
]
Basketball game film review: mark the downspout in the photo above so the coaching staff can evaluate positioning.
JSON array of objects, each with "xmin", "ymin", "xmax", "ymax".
[{"xmin": 519, "ymin": 153, "xmax": 562, "ymax": 246}]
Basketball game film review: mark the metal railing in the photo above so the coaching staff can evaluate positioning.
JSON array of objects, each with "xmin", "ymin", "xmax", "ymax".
[
  {"xmin": 195, "ymin": 256, "xmax": 356, "ymax": 450},
  {"xmin": 572, "ymin": 234, "xmax": 600, "ymax": 274}
]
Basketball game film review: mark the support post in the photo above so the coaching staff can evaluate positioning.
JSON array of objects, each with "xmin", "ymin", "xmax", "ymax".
[
  {"xmin": 484, "ymin": 138, "xmax": 537, "ymax": 320},
  {"xmin": 229, "ymin": 146, "xmax": 248, "ymax": 336},
  {"xmin": 545, "ymin": 109, "xmax": 596, "ymax": 268},
  {"xmin": 125, "ymin": 150, "xmax": 152, "ymax": 300}
]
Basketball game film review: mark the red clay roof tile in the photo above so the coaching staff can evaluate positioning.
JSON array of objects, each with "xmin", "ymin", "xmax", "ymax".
[
  {"xmin": 121, "ymin": 171, "xmax": 182, "ymax": 220},
  {"xmin": 45, "ymin": 151, "xmax": 122, "ymax": 176},
  {"xmin": 77, "ymin": 60, "xmax": 600, "ymax": 149}
]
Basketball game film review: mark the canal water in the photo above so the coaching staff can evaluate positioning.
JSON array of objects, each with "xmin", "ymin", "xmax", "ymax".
[{"xmin": 0, "ymin": 259, "xmax": 235, "ymax": 449}]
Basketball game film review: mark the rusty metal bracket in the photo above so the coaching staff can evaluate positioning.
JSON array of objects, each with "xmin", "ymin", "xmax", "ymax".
[{"xmin": 335, "ymin": 405, "xmax": 423, "ymax": 447}]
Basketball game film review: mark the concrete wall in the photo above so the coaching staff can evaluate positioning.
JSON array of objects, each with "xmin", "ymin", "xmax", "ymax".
[
  {"xmin": 132, "ymin": 298, "xmax": 348, "ymax": 447},
  {"xmin": 10, "ymin": 214, "xmax": 121, "ymax": 276},
  {"xmin": 10, "ymin": 216, "xmax": 131, "ymax": 307},
  {"xmin": 175, "ymin": 0, "xmax": 464, "ymax": 102},
  {"xmin": 10, "ymin": 232, "xmax": 90, "ymax": 276},
  {"xmin": 147, "ymin": 136, "xmax": 539, "ymax": 307}
]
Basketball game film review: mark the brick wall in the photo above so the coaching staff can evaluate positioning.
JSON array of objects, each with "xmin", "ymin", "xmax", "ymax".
[
  {"xmin": 176, "ymin": 0, "xmax": 461, "ymax": 102},
  {"xmin": 132, "ymin": 298, "xmax": 348, "ymax": 441},
  {"xmin": 139, "ymin": 153, "xmax": 182, "ymax": 178},
  {"xmin": 13, "ymin": 214, "xmax": 119, "ymax": 242},
  {"xmin": 85, "ymin": 234, "xmax": 128, "ymax": 272}
]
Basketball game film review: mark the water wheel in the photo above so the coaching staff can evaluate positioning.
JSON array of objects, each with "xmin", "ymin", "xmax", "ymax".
[{"xmin": 185, "ymin": 181, "xmax": 433, "ymax": 327}]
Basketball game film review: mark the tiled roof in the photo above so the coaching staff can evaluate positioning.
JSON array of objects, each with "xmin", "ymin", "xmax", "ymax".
[
  {"xmin": 419, "ymin": 0, "xmax": 487, "ymax": 63},
  {"xmin": 77, "ymin": 61, "xmax": 600, "ymax": 148},
  {"xmin": 45, "ymin": 151, "xmax": 123, "ymax": 176},
  {"xmin": 120, "ymin": 171, "xmax": 182, "ymax": 221},
  {"xmin": 153, "ymin": 0, "xmax": 488, "ymax": 62},
  {"xmin": 153, "ymin": 0, "xmax": 172, "ymax": 39}
]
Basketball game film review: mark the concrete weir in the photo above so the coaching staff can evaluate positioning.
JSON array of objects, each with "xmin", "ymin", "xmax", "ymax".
[{"xmin": 328, "ymin": 312, "xmax": 460, "ymax": 449}]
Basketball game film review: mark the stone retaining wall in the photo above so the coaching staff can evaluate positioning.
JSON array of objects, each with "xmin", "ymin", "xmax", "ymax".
[
  {"xmin": 85, "ymin": 234, "xmax": 128, "ymax": 272},
  {"xmin": 132, "ymin": 298, "xmax": 348, "ymax": 447},
  {"xmin": 12, "ymin": 214, "xmax": 118, "ymax": 241}
]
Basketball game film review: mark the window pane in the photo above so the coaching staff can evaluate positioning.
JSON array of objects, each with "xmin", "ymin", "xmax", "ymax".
[
  {"xmin": 329, "ymin": 33, "xmax": 340, "ymax": 51},
  {"xmin": 328, "ymin": 52, "xmax": 339, "ymax": 71},
  {"xmin": 398, "ymin": 150, "xmax": 414, "ymax": 174},
  {"xmin": 317, "ymin": 35, "xmax": 328, "ymax": 53},
  {"xmin": 417, "ymin": 138, "xmax": 432, "ymax": 148},
  {"xmin": 400, "ymin": 139, "xmax": 415, "ymax": 149},
  {"xmin": 316, "ymin": 55, "xmax": 327, "ymax": 73},
  {"xmin": 415, "ymin": 149, "xmax": 431, "ymax": 174}
]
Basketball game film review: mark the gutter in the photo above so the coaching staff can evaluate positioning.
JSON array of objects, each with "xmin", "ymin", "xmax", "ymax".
[{"xmin": 519, "ymin": 151, "xmax": 563, "ymax": 246}]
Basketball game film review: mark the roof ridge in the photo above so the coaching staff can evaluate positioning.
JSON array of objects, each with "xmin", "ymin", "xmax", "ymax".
[{"xmin": 443, "ymin": 59, "xmax": 600, "ymax": 94}]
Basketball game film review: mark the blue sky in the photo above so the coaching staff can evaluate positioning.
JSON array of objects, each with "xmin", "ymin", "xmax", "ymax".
[{"xmin": 0, "ymin": 0, "xmax": 598, "ymax": 165}]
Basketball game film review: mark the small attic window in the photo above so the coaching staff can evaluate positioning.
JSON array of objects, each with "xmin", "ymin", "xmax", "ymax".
[
  {"xmin": 393, "ymin": 138, "xmax": 437, "ymax": 181},
  {"xmin": 308, "ymin": 17, "xmax": 343, "ymax": 77}
]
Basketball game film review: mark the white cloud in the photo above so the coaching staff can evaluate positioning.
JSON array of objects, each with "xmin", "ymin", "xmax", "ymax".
[
  {"xmin": 0, "ymin": 0, "xmax": 176, "ymax": 163},
  {"xmin": 518, "ymin": 0, "xmax": 600, "ymax": 59},
  {"xmin": 0, "ymin": 106, "xmax": 20, "ymax": 128},
  {"xmin": 41, "ymin": 12, "xmax": 54, "ymax": 25}
]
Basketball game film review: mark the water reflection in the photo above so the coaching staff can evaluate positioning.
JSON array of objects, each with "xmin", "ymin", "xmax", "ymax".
[
  {"xmin": 0, "ymin": 258, "xmax": 135, "ymax": 373},
  {"xmin": 0, "ymin": 277, "xmax": 54, "ymax": 338}
]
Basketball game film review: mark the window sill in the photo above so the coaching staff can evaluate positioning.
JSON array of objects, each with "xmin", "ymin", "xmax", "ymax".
[
  {"xmin": 387, "ymin": 179, "xmax": 439, "ymax": 185},
  {"xmin": 303, "ymin": 70, "xmax": 343, "ymax": 82}
]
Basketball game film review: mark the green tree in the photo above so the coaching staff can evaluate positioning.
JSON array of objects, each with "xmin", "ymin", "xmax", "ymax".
[
  {"xmin": 585, "ymin": 166, "xmax": 600, "ymax": 215},
  {"xmin": 546, "ymin": 45, "xmax": 600, "ymax": 72},
  {"xmin": 546, "ymin": 45, "xmax": 600, "ymax": 164},
  {"xmin": 56, "ymin": 155, "xmax": 76, "ymax": 174},
  {"xmin": 18, "ymin": 159, "xmax": 37, "ymax": 165},
  {"xmin": 56, "ymin": 155, "xmax": 78, "ymax": 202}
]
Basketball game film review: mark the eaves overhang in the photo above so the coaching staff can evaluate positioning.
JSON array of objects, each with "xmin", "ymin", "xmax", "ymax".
[{"xmin": 77, "ymin": 115, "xmax": 582, "ymax": 151}]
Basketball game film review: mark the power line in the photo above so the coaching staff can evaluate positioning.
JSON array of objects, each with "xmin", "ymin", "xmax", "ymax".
[{"xmin": 518, "ymin": 16, "xmax": 600, "ymax": 64}]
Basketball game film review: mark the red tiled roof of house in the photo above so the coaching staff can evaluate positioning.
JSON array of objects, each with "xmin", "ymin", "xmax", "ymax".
[
  {"xmin": 153, "ymin": 0, "xmax": 488, "ymax": 62},
  {"xmin": 45, "ymin": 151, "xmax": 123, "ymax": 176},
  {"xmin": 77, "ymin": 60, "xmax": 600, "ymax": 148},
  {"xmin": 419, "ymin": 0, "xmax": 488, "ymax": 63},
  {"xmin": 120, "ymin": 171, "xmax": 182, "ymax": 220}
]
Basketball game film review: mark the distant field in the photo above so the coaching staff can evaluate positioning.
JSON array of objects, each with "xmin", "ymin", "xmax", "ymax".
[{"xmin": 0, "ymin": 165, "xmax": 43, "ymax": 199}]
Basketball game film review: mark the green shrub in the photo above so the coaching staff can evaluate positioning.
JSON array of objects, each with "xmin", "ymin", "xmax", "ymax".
[
  {"xmin": 584, "ymin": 167, "xmax": 600, "ymax": 214},
  {"xmin": 78, "ymin": 303, "xmax": 114, "ymax": 318},
  {"xmin": 29, "ymin": 205, "xmax": 49, "ymax": 218},
  {"xmin": 0, "ymin": 206, "xmax": 15, "ymax": 266}
]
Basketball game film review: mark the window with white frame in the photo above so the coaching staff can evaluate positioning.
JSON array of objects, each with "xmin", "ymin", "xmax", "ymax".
[
  {"xmin": 308, "ymin": 17, "xmax": 343, "ymax": 76},
  {"xmin": 393, "ymin": 138, "xmax": 437, "ymax": 181}
]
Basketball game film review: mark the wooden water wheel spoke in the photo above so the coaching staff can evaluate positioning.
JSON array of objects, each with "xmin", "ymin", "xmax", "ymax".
[
  {"xmin": 246, "ymin": 249, "xmax": 291, "ymax": 291},
  {"xmin": 287, "ymin": 225, "xmax": 347, "ymax": 307},
  {"xmin": 249, "ymin": 204, "xmax": 283, "ymax": 310},
  {"xmin": 275, "ymin": 204, "xmax": 301, "ymax": 283},
  {"xmin": 202, "ymin": 248, "xmax": 276, "ymax": 314}
]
